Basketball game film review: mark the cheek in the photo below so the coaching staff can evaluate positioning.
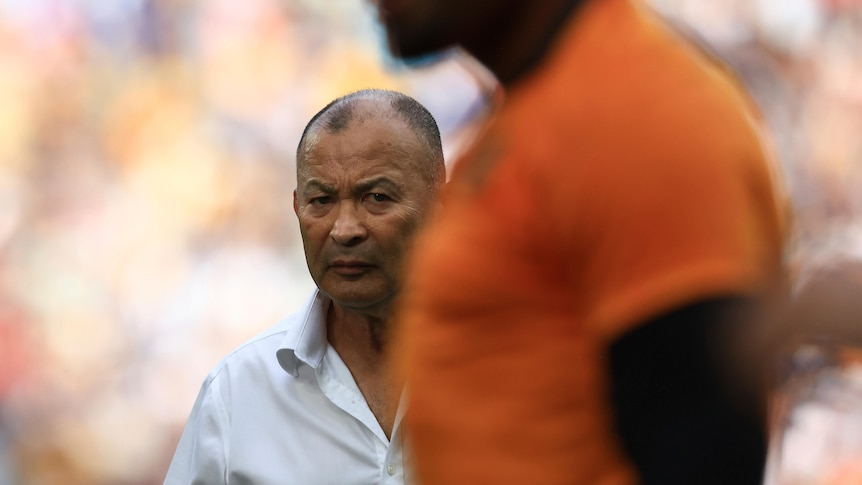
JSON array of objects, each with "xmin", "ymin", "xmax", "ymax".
[
  {"xmin": 398, "ymin": 206, "xmax": 428, "ymax": 236},
  {"xmin": 382, "ymin": 217, "xmax": 425, "ymax": 257},
  {"xmin": 298, "ymin": 219, "xmax": 330, "ymax": 251}
]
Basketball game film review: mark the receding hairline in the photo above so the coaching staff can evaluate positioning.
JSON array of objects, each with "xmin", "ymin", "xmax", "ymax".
[{"xmin": 296, "ymin": 89, "xmax": 446, "ymax": 189}]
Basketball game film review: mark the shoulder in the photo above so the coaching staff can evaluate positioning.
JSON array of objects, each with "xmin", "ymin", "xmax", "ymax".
[
  {"xmin": 495, "ymin": 2, "xmax": 777, "ymax": 202},
  {"xmin": 510, "ymin": 0, "xmax": 763, "ymax": 146},
  {"xmin": 203, "ymin": 312, "xmax": 302, "ymax": 386}
]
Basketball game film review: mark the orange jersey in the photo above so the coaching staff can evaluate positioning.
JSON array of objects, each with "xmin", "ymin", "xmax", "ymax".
[{"xmin": 396, "ymin": 0, "xmax": 788, "ymax": 484}]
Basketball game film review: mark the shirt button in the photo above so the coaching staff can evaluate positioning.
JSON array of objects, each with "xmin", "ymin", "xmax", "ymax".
[{"xmin": 386, "ymin": 464, "xmax": 396, "ymax": 476}]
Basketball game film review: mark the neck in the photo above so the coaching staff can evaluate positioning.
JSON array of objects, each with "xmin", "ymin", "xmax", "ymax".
[
  {"xmin": 326, "ymin": 302, "xmax": 390, "ymax": 369},
  {"xmin": 326, "ymin": 301, "xmax": 400, "ymax": 439},
  {"xmin": 462, "ymin": 0, "xmax": 586, "ymax": 86}
]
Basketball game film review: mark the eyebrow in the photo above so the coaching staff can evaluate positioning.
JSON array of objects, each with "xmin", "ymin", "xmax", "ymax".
[
  {"xmin": 354, "ymin": 177, "xmax": 401, "ymax": 197},
  {"xmin": 302, "ymin": 179, "xmax": 336, "ymax": 196},
  {"xmin": 301, "ymin": 177, "xmax": 403, "ymax": 198}
]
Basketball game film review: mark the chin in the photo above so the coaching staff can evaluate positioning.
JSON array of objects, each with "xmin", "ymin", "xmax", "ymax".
[
  {"xmin": 326, "ymin": 289, "xmax": 388, "ymax": 310},
  {"xmin": 336, "ymin": 297, "xmax": 388, "ymax": 312}
]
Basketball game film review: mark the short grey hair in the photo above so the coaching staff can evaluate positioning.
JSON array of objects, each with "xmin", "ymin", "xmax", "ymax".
[{"xmin": 296, "ymin": 89, "xmax": 445, "ymax": 189}]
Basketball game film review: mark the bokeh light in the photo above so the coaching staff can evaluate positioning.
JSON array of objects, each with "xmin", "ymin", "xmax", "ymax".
[{"xmin": 0, "ymin": 1, "xmax": 859, "ymax": 483}]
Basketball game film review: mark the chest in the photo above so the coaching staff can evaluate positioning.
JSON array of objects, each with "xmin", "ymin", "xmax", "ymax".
[{"xmin": 225, "ymin": 363, "xmax": 409, "ymax": 485}]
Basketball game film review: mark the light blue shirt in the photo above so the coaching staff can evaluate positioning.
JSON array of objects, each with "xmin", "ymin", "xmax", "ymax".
[{"xmin": 164, "ymin": 290, "xmax": 409, "ymax": 485}]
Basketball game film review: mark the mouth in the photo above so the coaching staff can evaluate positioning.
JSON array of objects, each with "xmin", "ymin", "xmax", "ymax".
[{"xmin": 330, "ymin": 260, "xmax": 374, "ymax": 276}]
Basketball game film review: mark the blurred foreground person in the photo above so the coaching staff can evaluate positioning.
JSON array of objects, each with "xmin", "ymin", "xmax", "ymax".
[
  {"xmin": 374, "ymin": 0, "xmax": 789, "ymax": 484},
  {"xmin": 164, "ymin": 89, "xmax": 445, "ymax": 484}
]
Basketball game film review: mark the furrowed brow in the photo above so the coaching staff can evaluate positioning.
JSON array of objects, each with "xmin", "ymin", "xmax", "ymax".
[
  {"xmin": 302, "ymin": 179, "xmax": 336, "ymax": 196},
  {"xmin": 354, "ymin": 177, "xmax": 400, "ymax": 196}
]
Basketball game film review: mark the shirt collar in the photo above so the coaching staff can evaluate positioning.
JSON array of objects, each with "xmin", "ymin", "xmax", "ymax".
[{"xmin": 276, "ymin": 289, "xmax": 330, "ymax": 377}]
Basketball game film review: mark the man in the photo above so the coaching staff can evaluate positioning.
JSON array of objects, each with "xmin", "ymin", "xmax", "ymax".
[
  {"xmin": 164, "ymin": 89, "xmax": 445, "ymax": 484},
  {"xmin": 374, "ymin": 1, "xmax": 789, "ymax": 484}
]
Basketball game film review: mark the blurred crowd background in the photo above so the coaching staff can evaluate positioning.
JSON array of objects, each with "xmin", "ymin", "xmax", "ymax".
[{"xmin": 0, "ymin": 0, "xmax": 859, "ymax": 484}]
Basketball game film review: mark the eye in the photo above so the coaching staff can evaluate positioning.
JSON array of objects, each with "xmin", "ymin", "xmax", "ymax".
[
  {"xmin": 366, "ymin": 193, "xmax": 391, "ymax": 203},
  {"xmin": 311, "ymin": 195, "xmax": 332, "ymax": 205}
]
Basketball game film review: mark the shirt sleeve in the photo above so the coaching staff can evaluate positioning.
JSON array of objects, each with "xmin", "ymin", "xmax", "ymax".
[{"xmin": 163, "ymin": 373, "xmax": 230, "ymax": 485}]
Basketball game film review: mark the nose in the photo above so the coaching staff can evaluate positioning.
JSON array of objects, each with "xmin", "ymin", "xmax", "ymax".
[{"xmin": 330, "ymin": 202, "xmax": 367, "ymax": 246}]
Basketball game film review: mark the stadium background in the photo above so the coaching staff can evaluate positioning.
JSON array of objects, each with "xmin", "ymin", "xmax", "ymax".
[{"xmin": 0, "ymin": 0, "xmax": 859, "ymax": 483}]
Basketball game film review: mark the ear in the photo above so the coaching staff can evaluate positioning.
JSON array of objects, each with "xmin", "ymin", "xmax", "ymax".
[{"xmin": 293, "ymin": 190, "xmax": 299, "ymax": 216}]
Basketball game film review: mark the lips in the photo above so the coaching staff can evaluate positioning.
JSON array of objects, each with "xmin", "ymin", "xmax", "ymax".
[{"xmin": 330, "ymin": 260, "xmax": 374, "ymax": 275}]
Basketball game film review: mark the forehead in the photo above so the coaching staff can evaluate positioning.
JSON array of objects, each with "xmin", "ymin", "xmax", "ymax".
[{"xmin": 299, "ymin": 113, "xmax": 427, "ymax": 179}]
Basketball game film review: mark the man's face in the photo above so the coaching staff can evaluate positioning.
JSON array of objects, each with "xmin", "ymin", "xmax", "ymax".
[{"xmin": 294, "ymin": 112, "xmax": 436, "ymax": 312}]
